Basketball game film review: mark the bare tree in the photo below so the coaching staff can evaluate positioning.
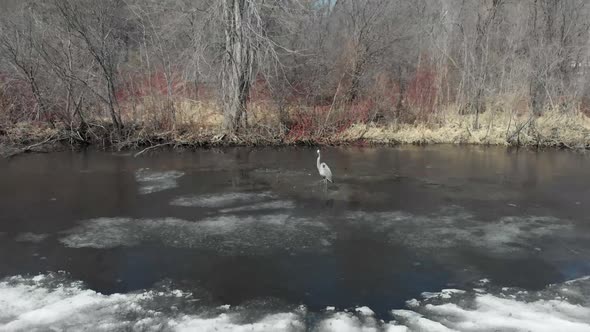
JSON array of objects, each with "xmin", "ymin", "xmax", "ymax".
[
  {"xmin": 219, "ymin": 0, "xmax": 256, "ymax": 133},
  {"xmin": 472, "ymin": 0, "xmax": 504, "ymax": 129},
  {"xmin": 55, "ymin": 0, "xmax": 127, "ymax": 132},
  {"xmin": 0, "ymin": 9, "xmax": 48, "ymax": 122}
]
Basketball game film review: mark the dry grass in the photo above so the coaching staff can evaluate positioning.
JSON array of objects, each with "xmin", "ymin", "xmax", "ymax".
[
  {"xmin": 174, "ymin": 100, "xmax": 223, "ymax": 130},
  {"xmin": 3, "ymin": 121, "xmax": 60, "ymax": 144},
  {"xmin": 0, "ymin": 121, "xmax": 61, "ymax": 157},
  {"xmin": 121, "ymin": 97, "xmax": 223, "ymax": 132},
  {"xmin": 3, "ymin": 94, "xmax": 590, "ymax": 154},
  {"xmin": 338, "ymin": 108, "xmax": 590, "ymax": 148}
]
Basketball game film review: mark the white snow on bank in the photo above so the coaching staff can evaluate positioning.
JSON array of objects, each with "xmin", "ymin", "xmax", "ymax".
[
  {"xmin": 388, "ymin": 275, "xmax": 590, "ymax": 332},
  {"xmin": 421, "ymin": 288, "xmax": 466, "ymax": 300},
  {"xmin": 389, "ymin": 310, "xmax": 454, "ymax": 332},
  {"xmin": 0, "ymin": 273, "xmax": 301, "ymax": 332},
  {"xmin": 0, "ymin": 274, "xmax": 156, "ymax": 331},
  {"xmin": 415, "ymin": 294, "xmax": 590, "ymax": 332},
  {"xmin": 319, "ymin": 312, "xmax": 379, "ymax": 332},
  {"xmin": 59, "ymin": 214, "xmax": 333, "ymax": 254},
  {"xmin": 135, "ymin": 169, "xmax": 184, "ymax": 194},
  {"xmin": 1, "ymin": 273, "xmax": 590, "ymax": 332},
  {"xmin": 171, "ymin": 312, "xmax": 304, "ymax": 332},
  {"xmin": 355, "ymin": 306, "xmax": 375, "ymax": 316},
  {"xmin": 170, "ymin": 192, "xmax": 275, "ymax": 208},
  {"xmin": 346, "ymin": 206, "xmax": 574, "ymax": 254}
]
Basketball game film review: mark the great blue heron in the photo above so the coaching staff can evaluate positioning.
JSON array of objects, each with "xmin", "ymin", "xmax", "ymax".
[{"xmin": 316, "ymin": 149, "xmax": 333, "ymax": 189}]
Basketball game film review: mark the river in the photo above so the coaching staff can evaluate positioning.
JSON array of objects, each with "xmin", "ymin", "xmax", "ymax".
[{"xmin": 1, "ymin": 146, "xmax": 590, "ymax": 331}]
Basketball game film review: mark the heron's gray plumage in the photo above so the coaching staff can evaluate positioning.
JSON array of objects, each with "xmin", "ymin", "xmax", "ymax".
[{"xmin": 316, "ymin": 149, "xmax": 333, "ymax": 183}]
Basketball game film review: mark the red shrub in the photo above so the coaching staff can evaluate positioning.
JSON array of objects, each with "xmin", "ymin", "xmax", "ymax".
[
  {"xmin": 116, "ymin": 68, "xmax": 216, "ymax": 104},
  {"xmin": 0, "ymin": 73, "xmax": 38, "ymax": 122},
  {"xmin": 285, "ymin": 99, "xmax": 373, "ymax": 141},
  {"xmin": 406, "ymin": 66, "xmax": 438, "ymax": 120}
]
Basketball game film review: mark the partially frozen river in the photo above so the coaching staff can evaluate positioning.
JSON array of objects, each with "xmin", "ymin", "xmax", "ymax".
[{"xmin": 1, "ymin": 146, "xmax": 590, "ymax": 331}]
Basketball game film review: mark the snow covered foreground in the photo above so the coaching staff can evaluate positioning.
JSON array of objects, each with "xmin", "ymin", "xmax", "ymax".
[{"xmin": 1, "ymin": 273, "xmax": 590, "ymax": 332}]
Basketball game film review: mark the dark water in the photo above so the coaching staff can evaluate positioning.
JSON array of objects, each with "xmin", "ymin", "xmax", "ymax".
[{"xmin": 1, "ymin": 145, "xmax": 590, "ymax": 321}]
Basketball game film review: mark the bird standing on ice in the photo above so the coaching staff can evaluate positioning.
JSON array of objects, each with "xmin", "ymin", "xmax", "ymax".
[{"xmin": 316, "ymin": 149, "xmax": 333, "ymax": 189}]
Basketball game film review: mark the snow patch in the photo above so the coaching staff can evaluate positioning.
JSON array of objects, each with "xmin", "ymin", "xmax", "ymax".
[
  {"xmin": 2, "ymin": 273, "xmax": 590, "ymax": 331},
  {"xmin": 0, "ymin": 274, "xmax": 155, "ymax": 331},
  {"xmin": 391, "ymin": 310, "xmax": 454, "ymax": 332},
  {"xmin": 319, "ymin": 312, "xmax": 378, "ymax": 332},
  {"xmin": 421, "ymin": 289, "xmax": 465, "ymax": 300},
  {"xmin": 384, "ymin": 325, "xmax": 410, "ymax": 332},
  {"xmin": 405, "ymin": 299, "xmax": 420, "ymax": 308},
  {"xmin": 172, "ymin": 312, "xmax": 303, "ymax": 332},
  {"xmin": 415, "ymin": 294, "xmax": 590, "ymax": 332},
  {"xmin": 0, "ymin": 273, "xmax": 303, "ymax": 332},
  {"xmin": 390, "ymin": 276, "xmax": 590, "ymax": 332},
  {"xmin": 355, "ymin": 306, "xmax": 375, "ymax": 316}
]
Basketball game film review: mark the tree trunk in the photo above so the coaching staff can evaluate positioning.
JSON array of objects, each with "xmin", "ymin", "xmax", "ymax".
[
  {"xmin": 106, "ymin": 77, "xmax": 122, "ymax": 132},
  {"xmin": 530, "ymin": 77, "xmax": 545, "ymax": 115},
  {"xmin": 27, "ymin": 72, "xmax": 46, "ymax": 121},
  {"xmin": 529, "ymin": 0, "xmax": 545, "ymax": 116},
  {"xmin": 221, "ymin": 0, "xmax": 254, "ymax": 134},
  {"xmin": 346, "ymin": 57, "xmax": 364, "ymax": 104}
]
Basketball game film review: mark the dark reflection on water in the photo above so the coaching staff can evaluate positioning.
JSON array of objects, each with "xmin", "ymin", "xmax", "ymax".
[{"xmin": 1, "ymin": 145, "xmax": 590, "ymax": 318}]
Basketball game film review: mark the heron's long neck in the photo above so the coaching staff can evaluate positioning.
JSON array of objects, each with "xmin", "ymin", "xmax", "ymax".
[{"xmin": 316, "ymin": 153, "xmax": 321, "ymax": 171}]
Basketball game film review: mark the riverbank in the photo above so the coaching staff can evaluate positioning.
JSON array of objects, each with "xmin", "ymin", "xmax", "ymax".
[{"xmin": 2, "ymin": 108, "xmax": 589, "ymax": 157}]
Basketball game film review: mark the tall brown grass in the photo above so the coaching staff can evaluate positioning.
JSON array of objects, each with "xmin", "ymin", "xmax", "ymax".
[{"xmin": 2, "ymin": 93, "xmax": 590, "ymax": 153}]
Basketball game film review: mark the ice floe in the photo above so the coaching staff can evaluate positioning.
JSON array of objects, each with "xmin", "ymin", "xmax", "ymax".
[
  {"xmin": 171, "ymin": 192, "xmax": 275, "ymax": 208},
  {"xmin": 14, "ymin": 232, "xmax": 49, "ymax": 243},
  {"xmin": 60, "ymin": 214, "xmax": 333, "ymax": 254},
  {"xmin": 219, "ymin": 200, "xmax": 295, "ymax": 213},
  {"xmin": 346, "ymin": 206, "xmax": 575, "ymax": 253},
  {"xmin": 135, "ymin": 169, "xmax": 184, "ymax": 194}
]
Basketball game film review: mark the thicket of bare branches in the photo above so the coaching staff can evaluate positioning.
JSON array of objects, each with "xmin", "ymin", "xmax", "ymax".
[{"xmin": 0, "ymin": 0, "xmax": 589, "ymax": 145}]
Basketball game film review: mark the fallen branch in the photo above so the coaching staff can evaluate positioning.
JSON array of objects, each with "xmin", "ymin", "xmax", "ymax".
[
  {"xmin": 507, "ymin": 114, "xmax": 534, "ymax": 145},
  {"xmin": 5, "ymin": 136, "xmax": 57, "ymax": 158},
  {"xmin": 133, "ymin": 142, "xmax": 173, "ymax": 157}
]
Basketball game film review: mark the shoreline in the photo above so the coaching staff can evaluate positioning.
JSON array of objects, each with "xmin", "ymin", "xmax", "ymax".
[
  {"xmin": 2, "ymin": 110, "xmax": 590, "ymax": 157},
  {"xmin": 2, "ymin": 128, "xmax": 587, "ymax": 159}
]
